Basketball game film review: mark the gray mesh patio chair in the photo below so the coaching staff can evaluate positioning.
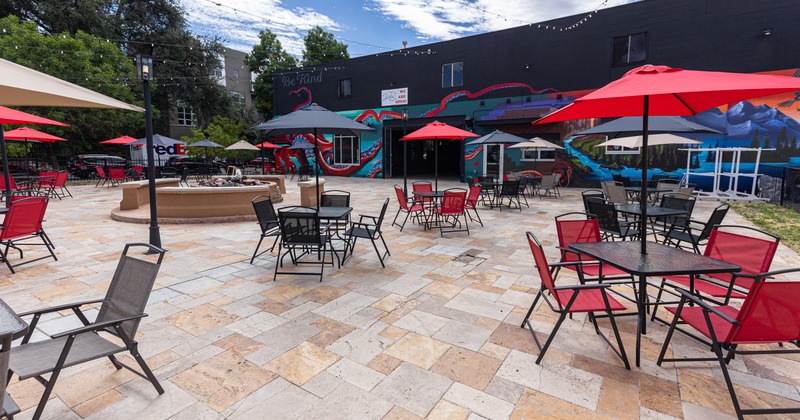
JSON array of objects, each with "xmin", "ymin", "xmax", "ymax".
[
  {"xmin": 8, "ymin": 243, "xmax": 166, "ymax": 420},
  {"xmin": 536, "ymin": 173, "xmax": 561, "ymax": 198},
  {"xmin": 601, "ymin": 180, "xmax": 629, "ymax": 204}
]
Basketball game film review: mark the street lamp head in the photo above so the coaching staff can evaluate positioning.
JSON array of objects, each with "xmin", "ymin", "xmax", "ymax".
[
  {"xmin": 402, "ymin": 108, "xmax": 408, "ymax": 121},
  {"xmin": 136, "ymin": 54, "xmax": 154, "ymax": 81}
]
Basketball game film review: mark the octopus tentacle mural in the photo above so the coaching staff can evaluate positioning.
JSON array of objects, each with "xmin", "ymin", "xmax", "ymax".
[
  {"xmin": 421, "ymin": 83, "xmax": 556, "ymax": 118},
  {"xmin": 290, "ymin": 86, "xmax": 312, "ymax": 111}
]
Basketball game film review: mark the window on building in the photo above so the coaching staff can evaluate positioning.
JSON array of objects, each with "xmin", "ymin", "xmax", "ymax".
[
  {"xmin": 442, "ymin": 62, "xmax": 463, "ymax": 88},
  {"xmin": 612, "ymin": 32, "xmax": 647, "ymax": 66},
  {"xmin": 233, "ymin": 69, "xmax": 240, "ymax": 79},
  {"xmin": 338, "ymin": 78, "xmax": 352, "ymax": 99},
  {"xmin": 230, "ymin": 91, "xmax": 245, "ymax": 107},
  {"xmin": 333, "ymin": 135, "xmax": 360, "ymax": 165},
  {"xmin": 213, "ymin": 53, "xmax": 226, "ymax": 86},
  {"xmin": 520, "ymin": 148, "xmax": 555, "ymax": 162},
  {"xmin": 176, "ymin": 103, "xmax": 196, "ymax": 127}
]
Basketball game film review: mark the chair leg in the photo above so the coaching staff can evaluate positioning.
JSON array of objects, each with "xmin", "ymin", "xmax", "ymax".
[
  {"xmin": 251, "ymin": 235, "xmax": 266, "ymax": 264},
  {"xmin": 129, "ymin": 341, "xmax": 165, "ymax": 394}
]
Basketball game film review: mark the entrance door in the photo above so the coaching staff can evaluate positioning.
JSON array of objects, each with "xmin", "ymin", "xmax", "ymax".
[{"xmin": 484, "ymin": 144, "xmax": 502, "ymax": 178}]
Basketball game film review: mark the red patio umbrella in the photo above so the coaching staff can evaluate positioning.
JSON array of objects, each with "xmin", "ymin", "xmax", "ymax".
[
  {"xmin": 0, "ymin": 107, "xmax": 69, "ymax": 204},
  {"xmin": 534, "ymin": 64, "xmax": 800, "ymax": 253},
  {"xmin": 4, "ymin": 127, "xmax": 66, "ymax": 142},
  {"xmin": 400, "ymin": 121, "xmax": 479, "ymax": 191},
  {"xmin": 100, "ymin": 135, "xmax": 138, "ymax": 145},
  {"xmin": 255, "ymin": 140, "xmax": 280, "ymax": 149}
]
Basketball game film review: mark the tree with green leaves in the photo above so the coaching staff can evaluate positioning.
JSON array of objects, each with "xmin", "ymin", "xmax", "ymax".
[
  {"xmin": 246, "ymin": 29, "xmax": 298, "ymax": 120},
  {"xmin": 302, "ymin": 26, "xmax": 349, "ymax": 66},
  {"xmin": 2, "ymin": 0, "xmax": 235, "ymax": 134},
  {"xmin": 0, "ymin": 15, "xmax": 144, "ymax": 154},
  {"xmin": 180, "ymin": 116, "xmax": 248, "ymax": 161}
]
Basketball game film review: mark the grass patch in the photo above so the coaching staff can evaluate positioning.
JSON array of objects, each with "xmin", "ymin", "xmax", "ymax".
[{"xmin": 730, "ymin": 202, "xmax": 800, "ymax": 252}]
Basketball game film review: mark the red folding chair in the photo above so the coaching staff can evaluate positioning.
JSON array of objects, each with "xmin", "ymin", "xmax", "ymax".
[
  {"xmin": 391, "ymin": 185, "xmax": 426, "ymax": 231},
  {"xmin": 0, "ymin": 196, "xmax": 57, "ymax": 273},
  {"xmin": 107, "ymin": 167, "xmax": 126, "ymax": 187},
  {"xmin": 434, "ymin": 188, "xmax": 468, "ymax": 236},
  {"xmin": 553, "ymin": 213, "xmax": 637, "ymax": 298},
  {"xmin": 657, "ymin": 267, "xmax": 800, "ymax": 419},
  {"xmin": 54, "ymin": 171, "xmax": 72, "ymax": 198},
  {"xmin": 464, "ymin": 184, "xmax": 483, "ymax": 227},
  {"xmin": 651, "ymin": 225, "xmax": 779, "ymax": 321},
  {"xmin": 521, "ymin": 232, "xmax": 630, "ymax": 369},
  {"xmin": 95, "ymin": 166, "xmax": 109, "ymax": 187},
  {"xmin": 37, "ymin": 171, "xmax": 59, "ymax": 198}
]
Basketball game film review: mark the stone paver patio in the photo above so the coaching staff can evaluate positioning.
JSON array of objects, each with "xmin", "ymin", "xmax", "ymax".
[{"xmin": 3, "ymin": 176, "xmax": 800, "ymax": 419}]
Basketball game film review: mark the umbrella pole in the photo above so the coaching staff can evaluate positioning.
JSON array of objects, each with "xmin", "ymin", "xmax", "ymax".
[
  {"xmin": 435, "ymin": 140, "xmax": 438, "ymax": 191},
  {"xmin": 403, "ymin": 129, "xmax": 408, "ymax": 196},
  {"xmin": 314, "ymin": 128, "xmax": 320, "ymax": 211},
  {"xmin": 1, "ymin": 127, "xmax": 10, "ymax": 207},
  {"xmin": 640, "ymin": 97, "xmax": 650, "ymax": 253}
]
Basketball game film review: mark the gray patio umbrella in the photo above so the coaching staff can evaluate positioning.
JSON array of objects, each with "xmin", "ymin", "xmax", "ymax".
[
  {"xmin": 575, "ymin": 116, "xmax": 722, "ymax": 138},
  {"xmin": 184, "ymin": 139, "xmax": 222, "ymax": 148},
  {"xmin": 251, "ymin": 103, "xmax": 374, "ymax": 209},
  {"xmin": 465, "ymin": 130, "xmax": 529, "ymax": 145}
]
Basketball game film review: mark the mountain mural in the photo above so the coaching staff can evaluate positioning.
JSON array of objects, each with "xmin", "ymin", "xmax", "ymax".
[{"xmin": 688, "ymin": 101, "xmax": 800, "ymax": 146}]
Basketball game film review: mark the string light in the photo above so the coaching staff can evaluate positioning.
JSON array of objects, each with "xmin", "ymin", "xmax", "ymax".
[{"xmin": 444, "ymin": 0, "xmax": 608, "ymax": 31}]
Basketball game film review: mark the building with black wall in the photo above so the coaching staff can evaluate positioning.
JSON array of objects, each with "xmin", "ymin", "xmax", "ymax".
[{"xmin": 271, "ymin": 0, "xmax": 800, "ymax": 185}]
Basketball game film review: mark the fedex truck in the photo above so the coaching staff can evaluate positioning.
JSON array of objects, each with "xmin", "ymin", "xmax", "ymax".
[{"xmin": 128, "ymin": 143, "xmax": 186, "ymax": 166}]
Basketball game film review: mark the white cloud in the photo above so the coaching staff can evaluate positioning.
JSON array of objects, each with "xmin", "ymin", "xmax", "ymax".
[
  {"xmin": 181, "ymin": 0, "xmax": 342, "ymax": 56},
  {"xmin": 182, "ymin": 0, "xmax": 639, "ymax": 56},
  {"xmin": 368, "ymin": 0, "xmax": 635, "ymax": 41}
]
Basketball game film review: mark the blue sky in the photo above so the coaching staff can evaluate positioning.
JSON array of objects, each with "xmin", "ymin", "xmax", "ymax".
[{"xmin": 182, "ymin": 0, "xmax": 636, "ymax": 59}]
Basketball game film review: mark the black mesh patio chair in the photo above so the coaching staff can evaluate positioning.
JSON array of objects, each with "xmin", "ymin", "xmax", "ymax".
[
  {"xmin": 344, "ymin": 198, "xmax": 391, "ymax": 267},
  {"xmin": 659, "ymin": 203, "xmax": 730, "ymax": 253},
  {"xmin": 8, "ymin": 243, "xmax": 166, "ymax": 420},
  {"xmin": 581, "ymin": 189, "xmax": 605, "ymax": 213},
  {"xmin": 179, "ymin": 167, "xmax": 191, "ymax": 187},
  {"xmin": 476, "ymin": 176, "xmax": 496, "ymax": 206},
  {"xmin": 274, "ymin": 206, "xmax": 338, "ymax": 282},
  {"xmin": 585, "ymin": 197, "xmax": 639, "ymax": 241},
  {"xmin": 651, "ymin": 192, "xmax": 696, "ymax": 239},
  {"xmin": 320, "ymin": 189, "xmax": 351, "ymax": 232},
  {"xmin": 250, "ymin": 195, "xmax": 281, "ymax": 264},
  {"xmin": 516, "ymin": 177, "xmax": 531, "ymax": 207},
  {"xmin": 496, "ymin": 180, "xmax": 521, "ymax": 211}
]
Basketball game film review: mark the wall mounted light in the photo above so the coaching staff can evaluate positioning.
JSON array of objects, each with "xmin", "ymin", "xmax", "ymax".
[{"xmin": 762, "ymin": 28, "xmax": 773, "ymax": 36}]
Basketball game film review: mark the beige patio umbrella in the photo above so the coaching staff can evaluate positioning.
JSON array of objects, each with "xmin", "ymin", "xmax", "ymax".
[
  {"xmin": 508, "ymin": 137, "xmax": 565, "ymax": 150},
  {"xmin": 594, "ymin": 133, "xmax": 702, "ymax": 148},
  {"xmin": 508, "ymin": 137, "xmax": 565, "ymax": 175},
  {"xmin": 0, "ymin": 58, "xmax": 143, "ymax": 111},
  {"xmin": 225, "ymin": 140, "xmax": 260, "ymax": 151}
]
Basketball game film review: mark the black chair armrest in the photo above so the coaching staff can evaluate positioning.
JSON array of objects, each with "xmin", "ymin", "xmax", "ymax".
[
  {"xmin": 16, "ymin": 299, "xmax": 105, "ymax": 317},
  {"xmin": 51, "ymin": 313, "xmax": 148, "ymax": 339},
  {"xmin": 674, "ymin": 288, "xmax": 739, "ymax": 324},
  {"xmin": 553, "ymin": 283, "xmax": 611, "ymax": 291}
]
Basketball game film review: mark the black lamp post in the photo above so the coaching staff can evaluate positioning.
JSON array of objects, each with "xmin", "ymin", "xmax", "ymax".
[
  {"xmin": 402, "ymin": 108, "xmax": 408, "ymax": 195},
  {"xmin": 136, "ymin": 54, "xmax": 161, "ymax": 248}
]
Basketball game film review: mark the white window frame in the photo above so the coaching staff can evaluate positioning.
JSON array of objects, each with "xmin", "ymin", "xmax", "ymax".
[
  {"xmin": 230, "ymin": 91, "xmax": 245, "ymax": 107},
  {"xmin": 442, "ymin": 62, "xmax": 463, "ymax": 88},
  {"xmin": 176, "ymin": 103, "xmax": 197, "ymax": 127},
  {"xmin": 520, "ymin": 148, "xmax": 555, "ymax": 162},
  {"xmin": 333, "ymin": 135, "xmax": 360, "ymax": 166},
  {"xmin": 605, "ymin": 145, "xmax": 641, "ymax": 155}
]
